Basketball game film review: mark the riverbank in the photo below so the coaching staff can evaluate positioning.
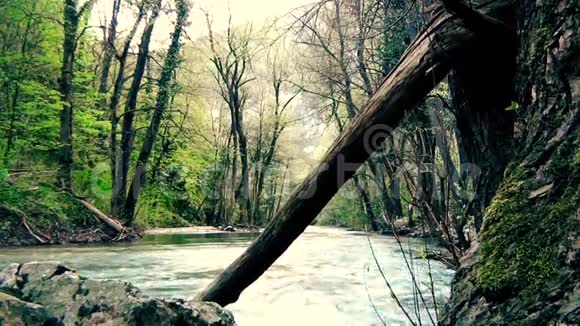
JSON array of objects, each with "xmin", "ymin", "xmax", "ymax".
[
  {"xmin": 146, "ymin": 225, "xmax": 262, "ymax": 235},
  {"xmin": 340, "ymin": 222, "xmax": 458, "ymax": 269},
  {"xmin": 0, "ymin": 199, "xmax": 137, "ymax": 248}
]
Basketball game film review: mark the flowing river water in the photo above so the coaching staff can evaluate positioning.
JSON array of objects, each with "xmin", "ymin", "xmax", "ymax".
[{"xmin": 0, "ymin": 226, "xmax": 454, "ymax": 325}]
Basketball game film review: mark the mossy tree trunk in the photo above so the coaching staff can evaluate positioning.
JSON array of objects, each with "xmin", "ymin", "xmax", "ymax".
[{"xmin": 442, "ymin": 0, "xmax": 579, "ymax": 324}]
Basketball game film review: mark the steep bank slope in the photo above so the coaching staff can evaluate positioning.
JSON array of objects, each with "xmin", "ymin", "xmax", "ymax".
[{"xmin": 0, "ymin": 177, "xmax": 133, "ymax": 247}]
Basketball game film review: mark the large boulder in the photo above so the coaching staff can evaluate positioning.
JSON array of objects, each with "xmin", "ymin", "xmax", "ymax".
[
  {"xmin": 0, "ymin": 262, "xmax": 235, "ymax": 326},
  {"xmin": 0, "ymin": 292, "xmax": 60, "ymax": 326}
]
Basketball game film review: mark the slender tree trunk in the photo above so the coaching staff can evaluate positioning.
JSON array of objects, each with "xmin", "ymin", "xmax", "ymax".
[
  {"xmin": 273, "ymin": 162, "xmax": 288, "ymax": 219},
  {"xmin": 101, "ymin": 0, "xmax": 121, "ymax": 204},
  {"xmin": 111, "ymin": 1, "xmax": 161, "ymax": 219},
  {"xmin": 253, "ymin": 130, "xmax": 281, "ymax": 224},
  {"xmin": 353, "ymin": 0, "xmax": 374, "ymax": 97},
  {"xmin": 3, "ymin": 85, "xmax": 19, "ymax": 165},
  {"xmin": 57, "ymin": 0, "xmax": 80, "ymax": 190},
  {"xmin": 413, "ymin": 111, "xmax": 439, "ymax": 224},
  {"xmin": 98, "ymin": 0, "xmax": 120, "ymax": 96},
  {"xmin": 123, "ymin": 0, "xmax": 189, "ymax": 223},
  {"xmin": 254, "ymin": 81, "xmax": 287, "ymax": 224},
  {"xmin": 106, "ymin": 4, "xmax": 147, "ymax": 217},
  {"xmin": 230, "ymin": 131, "xmax": 238, "ymax": 222},
  {"xmin": 235, "ymin": 110, "xmax": 251, "ymax": 224},
  {"xmin": 367, "ymin": 156, "xmax": 398, "ymax": 221}
]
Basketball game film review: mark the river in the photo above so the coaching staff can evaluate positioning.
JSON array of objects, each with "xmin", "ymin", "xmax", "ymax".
[{"xmin": 0, "ymin": 226, "xmax": 454, "ymax": 325}]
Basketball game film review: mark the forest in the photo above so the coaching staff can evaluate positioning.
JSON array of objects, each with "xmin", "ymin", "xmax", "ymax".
[
  {"xmin": 0, "ymin": 0, "xmax": 578, "ymax": 325},
  {"xmin": 0, "ymin": 0, "xmax": 479, "ymax": 242}
]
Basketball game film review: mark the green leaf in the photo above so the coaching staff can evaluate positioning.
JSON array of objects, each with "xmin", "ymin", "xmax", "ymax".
[{"xmin": 505, "ymin": 101, "xmax": 520, "ymax": 111}]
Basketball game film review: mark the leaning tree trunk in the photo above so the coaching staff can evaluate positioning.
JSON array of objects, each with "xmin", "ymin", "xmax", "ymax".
[{"xmin": 198, "ymin": 0, "xmax": 515, "ymax": 306}]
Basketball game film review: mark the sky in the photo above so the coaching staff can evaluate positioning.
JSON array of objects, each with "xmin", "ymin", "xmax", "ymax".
[{"xmin": 90, "ymin": 0, "xmax": 315, "ymax": 47}]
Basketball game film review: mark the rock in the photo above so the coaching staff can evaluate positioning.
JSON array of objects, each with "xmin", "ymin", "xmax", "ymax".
[
  {"xmin": 0, "ymin": 263, "xmax": 19, "ymax": 289},
  {"xmin": 223, "ymin": 226, "xmax": 236, "ymax": 232},
  {"xmin": 0, "ymin": 262, "xmax": 235, "ymax": 326},
  {"xmin": 0, "ymin": 292, "xmax": 60, "ymax": 326},
  {"xmin": 557, "ymin": 283, "xmax": 580, "ymax": 324}
]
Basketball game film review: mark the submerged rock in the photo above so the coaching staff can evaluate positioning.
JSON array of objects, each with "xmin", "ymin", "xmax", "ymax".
[{"xmin": 0, "ymin": 262, "xmax": 235, "ymax": 325}]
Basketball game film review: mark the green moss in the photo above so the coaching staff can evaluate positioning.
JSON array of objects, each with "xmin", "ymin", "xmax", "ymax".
[
  {"xmin": 508, "ymin": 321, "xmax": 528, "ymax": 326},
  {"xmin": 475, "ymin": 137, "xmax": 579, "ymax": 299}
]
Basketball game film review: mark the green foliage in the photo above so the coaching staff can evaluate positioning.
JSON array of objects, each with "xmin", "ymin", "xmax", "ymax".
[
  {"xmin": 135, "ymin": 162, "xmax": 206, "ymax": 228},
  {"xmin": 505, "ymin": 101, "xmax": 520, "ymax": 111},
  {"xmin": 0, "ymin": 168, "xmax": 100, "ymax": 245},
  {"xmin": 0, "ymin": 168, "xmax": 24, "ymax": 207},
  {"xmin": 135, "ymin": 185, "xmax": 191, "ymax": 228},
  {"xmin": 318, "ymin": 184, "xmax": 368, "ymax": 229},
  {"xmin": 476, "ymin": 136, "xmax": 580, "ymax": 298}
]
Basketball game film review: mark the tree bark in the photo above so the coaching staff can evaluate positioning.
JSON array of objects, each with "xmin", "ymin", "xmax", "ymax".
[
  {"xmin": 441, "ymin": 0, "xmax": 578, "ymax": 323},
  {"xmin": 57, "ymin": 0, "xmax": 96, "ymax": 190},
  {"xmin": 198, "ymin": 0, "xmax": 514, "ymax": 305},
  {"xmin": 57, "ymin": 0, "xmax": 80, "ymax": 191}
]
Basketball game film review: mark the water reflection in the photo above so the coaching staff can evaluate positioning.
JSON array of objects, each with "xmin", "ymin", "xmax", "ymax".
[{"xmin": 0, "ymin": 226, "xmax": 453, "ymax": 325}]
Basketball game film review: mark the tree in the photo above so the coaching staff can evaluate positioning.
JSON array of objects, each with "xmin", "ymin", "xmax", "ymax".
[
  {"xmin": 123, "ymin": 0, "xmax": 190, "ymax": 223},
  {"xmin": 97, "ymin": 0, "xmax": 121, "ymax": 98},
  {"xmin": 111, "ymin": 0, "xmax": 162, "ymax": 219},
  {"xmin": 58, "ymin": 0, "xmax": 96, "ymax": 190},
  {"xmin": 251, "ymin": 57, "xmax": 299, "ymax": 224},
  {"xmin": 204, "ymin": 16, "xmax": 257, "ymax": 224},
  {"xmin": 441, "ymin": 0, "xmax": 578, "ymax": 323}
]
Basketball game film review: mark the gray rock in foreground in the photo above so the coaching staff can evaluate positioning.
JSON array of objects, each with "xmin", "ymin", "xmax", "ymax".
[{"xmin": 0, "ymin": 262, "xmax": 235, "ymax": 326}]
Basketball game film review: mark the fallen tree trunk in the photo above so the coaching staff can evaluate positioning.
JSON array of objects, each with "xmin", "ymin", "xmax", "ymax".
[
  {"xmin": 78, "ymin": 199, "xmax": 125, "ymax": 234},
  {"xmin": 198, "ymin": 0, "xmax": 512, "ymax": 306}
]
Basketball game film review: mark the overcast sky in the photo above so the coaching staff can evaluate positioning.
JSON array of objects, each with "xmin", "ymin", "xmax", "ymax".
[{"xmin": 90, "ymin": 0, "xmax": 315, "ymax": 48}]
